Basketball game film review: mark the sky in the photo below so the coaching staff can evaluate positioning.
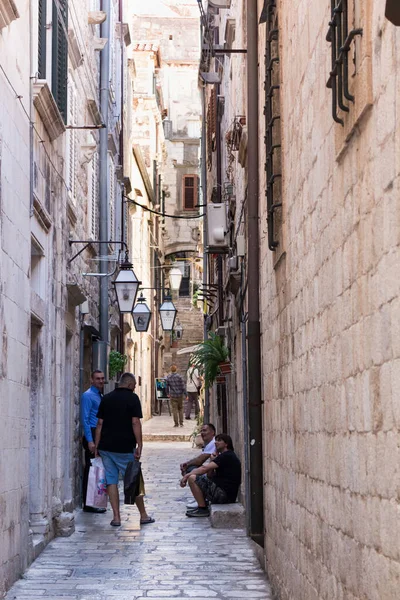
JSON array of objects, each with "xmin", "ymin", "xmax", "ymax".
[{"xmin": 132, "ymin": 0, "xmax": 200, "ymax": 18}]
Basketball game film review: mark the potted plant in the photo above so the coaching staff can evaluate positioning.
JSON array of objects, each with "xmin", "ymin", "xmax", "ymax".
[
  {"xmin": 109, "ymin": 350, "xmax": 128, "ymax": 380},
  {"xmin": 190, "ymin": 332, "xmax": 231, "ymax": 388}
]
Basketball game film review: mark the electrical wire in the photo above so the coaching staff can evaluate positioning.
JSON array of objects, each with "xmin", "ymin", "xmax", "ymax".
[
  {"xmin": 0, "ymin": 63, "xmax": 69, "ymax": 193},
  {"xmin": 124, "ymin": 195, "xmax": 205, "ymax": 219}
]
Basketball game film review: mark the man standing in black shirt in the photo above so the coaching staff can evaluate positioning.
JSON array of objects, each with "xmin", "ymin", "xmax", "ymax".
[
  {"xmin": 180, "ymin": 433, "xmax": 241, "ymax": 517},
  {"xmin": 95, "ymin": 372, "xmax": 154, "ymax": 527}
]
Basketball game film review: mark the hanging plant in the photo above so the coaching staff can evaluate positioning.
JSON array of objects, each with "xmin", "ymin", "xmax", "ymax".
[
  {"xmin": 109, "ymin": 350, "xmax": 128, "ymax": 380},
  {"xmin": 190, "ymin": 332, "xmax": 230, "ymax": 388}
]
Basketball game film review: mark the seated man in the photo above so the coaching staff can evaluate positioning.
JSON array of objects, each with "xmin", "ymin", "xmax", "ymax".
[
  {"xmin": 180, "ymin": 433, "xmax": 241, "ymax": 518},
  {"xmin": 180, "ymin": 423, "xmax": 216, "ymax": 475}
]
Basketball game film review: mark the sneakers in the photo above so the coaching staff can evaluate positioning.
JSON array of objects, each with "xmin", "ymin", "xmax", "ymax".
[
  {"xmin": 186, "ymin": 499, "xmax": 198, "ymax": 509},
  {"xmin": 186, "ymin": 506, "xmax": 210, "ymax": 518}
]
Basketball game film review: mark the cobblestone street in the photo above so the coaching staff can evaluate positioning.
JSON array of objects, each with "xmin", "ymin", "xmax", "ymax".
[{"xmin": 5, "ymin": 442, "xmax": 272, "ymax": 600}]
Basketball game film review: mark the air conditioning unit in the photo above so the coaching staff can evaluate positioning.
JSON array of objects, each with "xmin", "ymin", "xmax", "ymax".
[{"xmin": 207, "ymin": 203, "xmax": 228, "ymax": 252}]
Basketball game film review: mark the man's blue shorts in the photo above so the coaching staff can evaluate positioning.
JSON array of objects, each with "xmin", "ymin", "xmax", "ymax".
[{"xmin": 98, "ymin": 450, "xmax": 134, "ymax": 485}]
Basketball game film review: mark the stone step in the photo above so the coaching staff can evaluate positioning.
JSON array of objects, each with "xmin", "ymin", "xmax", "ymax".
[
  {"xmin": 210, "ymin": 503, "xmax": 246, "ymax": 529},
  {"xmin": 143, "ymin": 433, "xmax": 191, "ymax": 442}
]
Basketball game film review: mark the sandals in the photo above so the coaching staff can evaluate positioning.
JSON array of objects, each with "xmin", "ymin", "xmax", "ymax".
[
  {"xmin": 140, "ymin": 517, "xmax": 155, "ymax": 525},
  {"xmin": 110, "ymin": 520, "xmax": 121, "ymax": 527}
]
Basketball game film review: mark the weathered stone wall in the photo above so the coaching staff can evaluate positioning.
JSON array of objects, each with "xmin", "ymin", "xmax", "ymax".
[
  {"xmin": 0, "ymin": 9, "xmax": 31, "ymax": 594},
  {"xmin": 259, "ymin": 1, "xmax": 400, "ymax": 598}
]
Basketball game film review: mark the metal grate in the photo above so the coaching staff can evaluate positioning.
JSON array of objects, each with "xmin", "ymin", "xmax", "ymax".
[
  {"xmin": 326, "ymin": 0, "xmax": 363, "ymax": 125},
  {"xmin": 262, "ymin": 0, "xmax": 282, "ymax": 251}
]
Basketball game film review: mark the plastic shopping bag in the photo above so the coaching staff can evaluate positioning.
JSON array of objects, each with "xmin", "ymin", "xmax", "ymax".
[
  {"xmin": 124, "ymin": 460, "xmax": 142, "ymax": 505},
  {"xmin": 86, "ymin": 457, "xmax": 107, "ymax": 508}
]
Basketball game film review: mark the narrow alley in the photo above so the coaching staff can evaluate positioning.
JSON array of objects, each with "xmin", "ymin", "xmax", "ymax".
[{"xmin": 5, "ymin": 442, "xmax": 272, "ymax": 600}]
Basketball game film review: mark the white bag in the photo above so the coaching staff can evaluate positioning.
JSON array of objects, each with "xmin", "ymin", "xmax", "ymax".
[{"xmin": 86, "ymin": 457, "xmax": 107, "ymax": 508}]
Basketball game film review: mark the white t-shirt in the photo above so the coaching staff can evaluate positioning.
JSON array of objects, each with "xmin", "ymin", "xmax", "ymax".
[{"xmin": 202, "ymin": 438, "xmax": 216, "ymax": 455}]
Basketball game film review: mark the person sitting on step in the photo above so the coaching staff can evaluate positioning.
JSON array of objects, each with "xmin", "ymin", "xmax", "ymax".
[{"xmin": 180, "ymin": 433, "xmax": 241, "ymax": 518}]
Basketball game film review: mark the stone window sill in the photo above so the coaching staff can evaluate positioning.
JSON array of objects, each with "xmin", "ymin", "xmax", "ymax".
[
  {"xmin": 33, "ymin": 80, "xmax": 66, "ymax": 141},
  {"xmin": 0, "ymin": 0, "xmax": 19, "ymax": 29}
]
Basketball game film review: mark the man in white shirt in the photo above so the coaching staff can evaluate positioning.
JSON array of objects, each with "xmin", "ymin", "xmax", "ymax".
[
  {"xmin": 185, "ymin": 363, "xmax": 202, "ymax": 420},
  {"xmin": 180, "ymin": 423, "xmax": 217, "ymax": 510},
  {"xmin": 180, "ymin": 423, "xmax": 216, "ymax": 475}
]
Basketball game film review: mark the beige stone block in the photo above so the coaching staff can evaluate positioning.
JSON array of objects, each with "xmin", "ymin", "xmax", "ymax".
[
  {"xmin": 360, "ymin": 546, "xmax": 400, "ymax": 600},
  {"xmin": 380, "ymin": 498, "xmax": 400, "ymax": 561}
]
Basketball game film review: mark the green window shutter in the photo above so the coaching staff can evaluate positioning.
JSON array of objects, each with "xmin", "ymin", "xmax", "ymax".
[
  {"xmin": 52, "ymin": 0, "xmax": 68, "ymax": 122},
  {"xmin": 38, "ymin": 0, "xmax": 47, "ymax": 79}
]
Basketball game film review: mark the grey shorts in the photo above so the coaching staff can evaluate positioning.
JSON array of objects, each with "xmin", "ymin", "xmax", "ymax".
[{"xmin": 195, "ymin": 474, "xmax": 228, "ymax": 504}]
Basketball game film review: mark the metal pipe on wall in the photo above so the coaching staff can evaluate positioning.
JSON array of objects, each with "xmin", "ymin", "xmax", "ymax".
[
  {"xmin": 246, "ymin": 0, "xmax": 265, "ymax": 545},
  {"xmin": 99, "ymin": 0, "xmax": 111, "ymax": 372}
]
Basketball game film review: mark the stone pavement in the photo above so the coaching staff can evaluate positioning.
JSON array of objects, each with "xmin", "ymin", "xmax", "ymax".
[
  {"xmin": 142, "ymin": 415, "xmax": 195, "ymax": 442},
  {"xmin": 5, "ymin": 442, "xmax": 272, "ymax": 600}
]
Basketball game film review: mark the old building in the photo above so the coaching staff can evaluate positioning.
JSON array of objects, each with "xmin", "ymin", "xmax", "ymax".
[
  {"xmin": 202, "ymin": 0, "xmax": 400, "ymax": 598},
  {"xmin": 0, "ymin": 0, "xmax": 154, "ymax": 592},
  {"xmin": 130, "ymin": 1, "xmax": 204, "ymax": 382}
]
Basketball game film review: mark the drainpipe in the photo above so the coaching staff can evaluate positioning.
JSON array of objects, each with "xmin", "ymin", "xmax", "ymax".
[
  {"xmin": 200, "ymin": 83, "xmax": 210, "ymax": 423},
  {"xmin": 241, "ymin": 266, "xmax": 251, "ymax": 534},
  {"xmin": 246, "ymin": 0, "xmax": 264, "ymax": 544},
  {"xmin": 99, "ymin": 0, "xmax": 110, "ymax": 372}
]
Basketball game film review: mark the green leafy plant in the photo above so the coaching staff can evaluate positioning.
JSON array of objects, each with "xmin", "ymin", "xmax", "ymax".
[
  {"xmin": 192, "ymin": 289, "xmax": 200, "ymax": 307},
  {"xmin": 109, "ymin": 350, "xmax": 128, "ymax": 380},
  {"xmin": 190, "ymin": 332, "xmax": 230, "ymax": 388}
]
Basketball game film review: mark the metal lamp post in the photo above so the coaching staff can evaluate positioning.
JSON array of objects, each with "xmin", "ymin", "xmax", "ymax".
[
  {"xmin": 132, "ymin": 293, "xmax": 152, "ymax": 332},
  {"xmin": 113, "ymin": 252, "xmax": 141, "ymax": 313}
]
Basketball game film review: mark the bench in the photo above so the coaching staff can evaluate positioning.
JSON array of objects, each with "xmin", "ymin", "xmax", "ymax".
[{"xmin": 209, "ymin": 503, "xmax": 246, "ymax": 529}]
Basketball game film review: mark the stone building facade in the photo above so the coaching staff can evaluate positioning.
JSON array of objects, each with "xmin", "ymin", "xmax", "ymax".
[
  {"xmin": 0, "ymin": 0, "xmax": 155, "ymax": 593},
  {"xmin": 130, "ymin": 1, "xmax": 204, "ymax": 383},
  {"xmin": 201, "ymin": 0, "xmax": 400, "ymax": 598}
]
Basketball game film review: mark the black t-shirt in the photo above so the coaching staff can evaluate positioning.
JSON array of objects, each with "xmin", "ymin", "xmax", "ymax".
[
  {"xmin": 212, "ymin": 450, "xmax": 241, "ymax": 502},
  {"xmin": 97, "ymin": 388, "xmax": 143, "ymax": 453}
]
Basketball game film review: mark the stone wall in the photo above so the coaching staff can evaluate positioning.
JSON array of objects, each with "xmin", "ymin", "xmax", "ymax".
[{"xmin": 259, "ymin": 1, "xmax": 400, "ymax": 598}]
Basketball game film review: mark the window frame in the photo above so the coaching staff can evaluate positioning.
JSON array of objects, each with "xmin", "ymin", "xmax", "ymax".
[{"xmin": 182, "ymin": 174, "xmax": 199, "ymax": 211}]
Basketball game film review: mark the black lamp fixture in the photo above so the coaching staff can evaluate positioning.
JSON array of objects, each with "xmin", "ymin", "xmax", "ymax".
[
  {"xmin": 113, "ymin": 251, "xmax": 141, "ymax": 314},
  {"xmin": 159, "ymin": 291, "xmax": 177, "ymax": 331},
  {"xmin": 132, "ymin": 293, "xmax": 152, "ymax": 332}
]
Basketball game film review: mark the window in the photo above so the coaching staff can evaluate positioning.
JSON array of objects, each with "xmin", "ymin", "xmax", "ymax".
[
  {"xmin": 261, "ymin": 0, "xmax": 282, "ymax": 252},
  {"xmin": 67, "ymin": 82, "xmax": 77, "ymax": 202},
  {"xmin": 51, "ymin": 0, "xmax": 68, "ymax": 121},
  {"xmin": 31, "ymin": 237, "xmax": 46, "ymax": 299},
  {"xmin": 88, "ymin": 152, "xmax": 98, "ymax": 240},
  {"xmin": 38, "ymin": 0, "xmax": 46, "ymax": 78},
  {"xmin": 109, "ymin": 160, "xmax": 115, "ymax": 242},
  {"xmin": 183, "ymin": 175, "xmax": 198, "ymax": 210}
]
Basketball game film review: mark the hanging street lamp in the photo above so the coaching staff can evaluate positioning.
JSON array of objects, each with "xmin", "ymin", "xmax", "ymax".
[
  {"xmin": 168, "ymin": 266, "xmax": 183, "ymax": 291},
  {"xmin": 159, "ymin": 291, "xmax": 177, "ymax": 331},
  {"xmin": 113, "ymin": 251, "xmax": 141, "ymax": 313},
  {"xmin": 132, "ymin": 293, "xmax": 152, "ymax": 332},
  {"xmin": 173, "ymin": 319, "xmax": 183, "ymax": 340}
]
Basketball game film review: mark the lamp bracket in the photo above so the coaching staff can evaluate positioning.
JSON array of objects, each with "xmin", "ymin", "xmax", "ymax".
[{"xmin": 68, "ymin": 240, "xmax": 128, "ymax": 264}]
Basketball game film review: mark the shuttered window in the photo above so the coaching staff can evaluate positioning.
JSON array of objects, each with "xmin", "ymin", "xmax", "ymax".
[
  {"xmin": 183, "ymin": 175, "xmax": 198, "ymax": 210},
  {"xmin": 52, "ymin": 0, "xmax": 68, "ymax": 122},
  {"xmin": 88, "ymin": 152, "xmax": 98, "ymax": 239},
  {"xmin": 38, "ymin": 0, "xmax": 47, "ymax": 79},
  {"xmin": 109, "ymin": 161, "xmax": 115, "ymax": 242},
  {"xmin": 67, "ymin": 83, "xmax": 77, "ymax": 201}
]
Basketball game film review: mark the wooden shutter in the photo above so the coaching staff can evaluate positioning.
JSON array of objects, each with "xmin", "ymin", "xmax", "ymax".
[
  {"xmin": 38, "ymin": 0, "xmax": 47, "ymax": 79},
  {"xmin": 183, "ymin": 175, "xmax": 198, "ymax": 210},
  {"xmin": 89, "ymin": 152, "xmax": 98, "ymax": 239},
  {"xmin": 67, "ymin": 83, "xmax": 77, "ymax": 200},
  {"xmin": 109, "ymin": 161, "xmax": 115, "ymax": 242},
  {"xmin": 52, "ymin": 0, "xmax": 68, "ymax": 122}
]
